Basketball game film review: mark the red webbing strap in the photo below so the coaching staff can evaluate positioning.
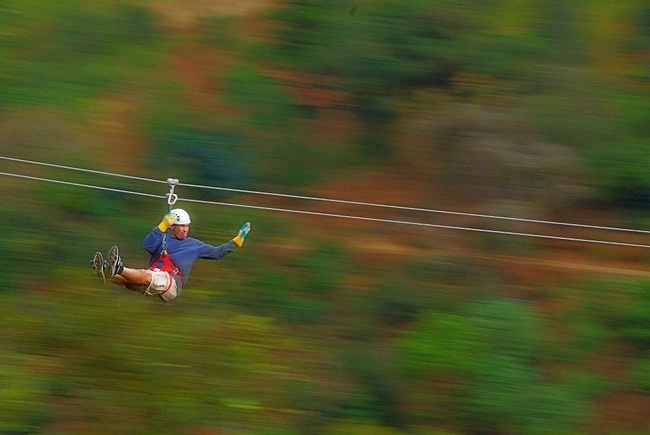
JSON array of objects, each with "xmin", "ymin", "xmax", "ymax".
[{"xmin": 149, "ymin": 252, "xmax": 184, "ymax": 287}]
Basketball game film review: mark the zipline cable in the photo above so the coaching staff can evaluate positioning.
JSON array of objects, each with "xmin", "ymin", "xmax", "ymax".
[
  {"xmin": 180, "ymin": 197, "xmax": 650, "ymax": 248},
  {"xmin": 2, "ymin": 170, "xmax": 650, "ymax": 249},
  {"xmin": 0, "ymin": 156, "xmax": 165, "ymax": 185},
  {"xmin": 180, "ymin": 181, "xmax": 650, "ymax": 234},
  {"xmin": 0, "ymin": 171, "xmax": 163, "ymax": 200},
  {"xmin": 3, "ymin": 155, "xmax": 650, "ymax": 235}
]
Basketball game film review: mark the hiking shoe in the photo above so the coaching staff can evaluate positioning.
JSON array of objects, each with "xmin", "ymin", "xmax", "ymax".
[
  {"xmin": 91, "ymin": 251, "xmax": 107, "ymax": 283},
  {"xmin": 107, "ymin": 246, "xmax": 125, "ymax": 277}
]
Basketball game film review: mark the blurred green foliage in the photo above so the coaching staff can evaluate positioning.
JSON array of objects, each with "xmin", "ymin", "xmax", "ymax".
[
  {"xmin": 266, "ymin": 0, "xmax": 488, "ymax": 160},
  {"xmin": 631, "ymin": 357, "xmax": 650, "ymax": 392},
  {"xmin": 225, "ymin": 64, "xmax": 298, "ymax": 127},
  {"xmin": 153, "ymin": 127, "xmax": 251, "ymax": 188},
  {"xmin": 0, "ymin": 1, "xmax": 164, "ymax": 111},
  {"xmin": 2, "ymin": 0, "xmax": 650, "ymax": 434},
  {"xmin": 400, "ymin": 311, "xmax": 486, "ymax": 376}
]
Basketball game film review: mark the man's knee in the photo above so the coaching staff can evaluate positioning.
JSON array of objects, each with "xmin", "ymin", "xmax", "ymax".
[{"xmin": 120, "ymin": 268, "xmax": 153, "ymax": 286}]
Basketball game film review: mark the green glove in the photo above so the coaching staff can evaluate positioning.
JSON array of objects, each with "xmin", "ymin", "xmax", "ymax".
[
  {"xmin": 232, "ymin": 222, "xmax": 251, "ymax": 247},
  {"xmin": 157, "ymin": 212, "xmax": 174, "ymax": 232}
]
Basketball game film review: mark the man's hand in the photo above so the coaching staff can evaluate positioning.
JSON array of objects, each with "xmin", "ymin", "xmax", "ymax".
[
  {"xmin": 232, "ymin": 222, "xmax": 251, "ymax": 247},
  {"xmin": 157, "ymin": 211, "xmax": 174, "ymax": 232}
]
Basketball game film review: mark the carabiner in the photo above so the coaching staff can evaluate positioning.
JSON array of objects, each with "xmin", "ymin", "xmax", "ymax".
[
  {"xmin": 166, "ymin": 192, "xmax": 178, "ymax": 207},
  {"xmin": 165, "ymin": 178, "xmax": 180, "ymax": 208}
]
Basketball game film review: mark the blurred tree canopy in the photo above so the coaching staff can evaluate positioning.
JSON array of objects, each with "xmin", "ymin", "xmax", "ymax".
[{"xmin": 2, "ymin": 0, "xmax": 650, "ymax": 434}]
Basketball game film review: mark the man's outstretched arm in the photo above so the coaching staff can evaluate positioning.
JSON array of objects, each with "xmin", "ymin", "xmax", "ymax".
[{"xmin": 200, "ymin": 222, "xmax": 251, "ymax": 259}]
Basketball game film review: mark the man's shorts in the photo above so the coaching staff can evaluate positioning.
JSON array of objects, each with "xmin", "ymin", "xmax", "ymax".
[{"xmin": 143, "ymin": 269, "xmax": 179, "ymax": 302}]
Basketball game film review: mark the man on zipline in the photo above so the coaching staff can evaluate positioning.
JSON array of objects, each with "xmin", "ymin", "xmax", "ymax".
[{"xmin": 91, "ymin": 208, "xmax": 251, "ymax": 302}]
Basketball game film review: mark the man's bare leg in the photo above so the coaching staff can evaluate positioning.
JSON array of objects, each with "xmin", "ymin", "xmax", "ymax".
[
  {"xmin": 109, "ymin": 268, "xmax": 153, "ymax": 295},
  {"xmin": 114, "ymin": 267, "xmax": 152, "ymax": 286},
  {"xmin": 106, "ymin": 247, "xmax": 153, "ymax": 294},
  {"xmin": 109, "ymin": 274, "xmax": 128, "ymax": 286}
]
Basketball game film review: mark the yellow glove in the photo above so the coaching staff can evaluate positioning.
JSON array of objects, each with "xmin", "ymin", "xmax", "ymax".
[
  {"xmin": 232, "ymin": 222, "xmax": 251, "ymax": 247},
  {"xmin": 157, "ymin": 212, "xmax": 174, "ymax": 232}
]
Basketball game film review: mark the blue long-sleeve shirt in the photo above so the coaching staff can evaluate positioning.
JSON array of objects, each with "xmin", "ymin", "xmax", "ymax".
[{"xmin": 143, "ymin": 228, "xmax": 236, "ymax": 290}]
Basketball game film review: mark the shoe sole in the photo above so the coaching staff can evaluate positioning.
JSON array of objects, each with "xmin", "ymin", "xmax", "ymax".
[
  {"xmin": 91, "ymin": 251, "xmax": 106, "ymax": 283},
  {"xmin": 107, "ymin": 246, "xmax": 121, "ymax": 277}
]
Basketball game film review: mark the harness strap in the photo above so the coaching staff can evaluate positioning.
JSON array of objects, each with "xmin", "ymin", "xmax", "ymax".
[
  {"xmin": 149, "ymin": 252, "xmax": 184, "ymax": 286},
  {"xmin": 153, "ymin": 177, "xmax": 181, "ymax": 303},
  {"xmin": 163, "ymin": 178, "xmax": 179, "ymax": 253}
]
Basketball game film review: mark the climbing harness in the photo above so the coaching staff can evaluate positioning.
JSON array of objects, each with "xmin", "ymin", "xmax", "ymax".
[
  {"xmin": 147, "ymin": 249, "xmax": 184, "ymax": 301},
  {"xmin": 161, "ymin": 178, "xmax": 179, "ymax": 253},
  {"xmin": 148, "ymin": 178, "xmax": 183, "ymax": 301}
]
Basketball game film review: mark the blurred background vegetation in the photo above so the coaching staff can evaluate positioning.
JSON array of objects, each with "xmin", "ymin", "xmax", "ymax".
[{"xmin": 1, "ymin": 0, "xmax": 650, "ymax": 434}]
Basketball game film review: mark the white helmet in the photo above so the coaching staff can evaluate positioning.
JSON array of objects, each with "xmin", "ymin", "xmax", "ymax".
[{"xmin": 170, "ymin": 208, "xmax": 191, "ymax": 225}]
